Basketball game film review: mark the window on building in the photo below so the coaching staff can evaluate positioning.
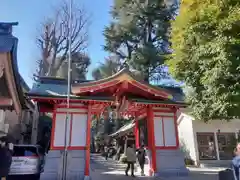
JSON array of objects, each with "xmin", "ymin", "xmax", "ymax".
[
  {"xmin": 196, "ymin": 133, "xmax": 217, "ymax": 160},
  {"xmin": 217, "ymin": 133, "xmax": 236, "ymax": 160}
]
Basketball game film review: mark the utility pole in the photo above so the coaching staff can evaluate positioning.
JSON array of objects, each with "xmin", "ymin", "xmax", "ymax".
[{"xmin": 62, "ymin": 0, "xmax": 72, "ymax": 179}]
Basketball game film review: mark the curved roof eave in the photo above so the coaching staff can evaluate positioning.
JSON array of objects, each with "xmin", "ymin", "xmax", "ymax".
[
  {"xmin": 72, "ymin": 68, "xmax": 173, "ymax": 100},
  {"xmin": 0, "ymin": 22, "xmax": 24, "ymax": 112}
]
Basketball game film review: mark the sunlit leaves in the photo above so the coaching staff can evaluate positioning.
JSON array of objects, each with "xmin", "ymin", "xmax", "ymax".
[
  {"xmin": 104, "ymin": 0, "xmax": 178, "ymax": 82},
  {"xmin": 168, "ymin": 0, "xmax": 240, "ymax": 121}
]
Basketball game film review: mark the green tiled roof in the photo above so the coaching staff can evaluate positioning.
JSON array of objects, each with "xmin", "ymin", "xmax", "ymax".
[{"xmin": 28, "ymin": 77, "xmax": 185, "ymax": 104}]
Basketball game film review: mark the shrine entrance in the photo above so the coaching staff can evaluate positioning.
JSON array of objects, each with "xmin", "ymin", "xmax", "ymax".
[{"xmin": 28, "ymin": 68, "xmax": 188, "ymax": 180}]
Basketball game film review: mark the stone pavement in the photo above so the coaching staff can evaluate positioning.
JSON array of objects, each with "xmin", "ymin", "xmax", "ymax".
[
  {"xmin": 90, "ymin": 154, "xmax": 219, "ymax": 180},
  {"xmin": 90, "ymin": 154, "xmax": 156, "ymax": 180}
]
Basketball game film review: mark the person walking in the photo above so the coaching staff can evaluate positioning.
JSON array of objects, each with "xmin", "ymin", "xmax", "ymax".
[
  {"xmin": 125, "ymin": 144, "xmax": 136, "ymax": 177},
  {"xmin": 104, "ymin": 145, "xmax": 108, "ymax": 160},
  {"xmin": 232, "ymin": 143, "xmax": 240, "ymax": 180},
  {"xmin": 137, "ymin": 145, "xmax": 146, "ymax": 176},
  {"xmin": 0, "ymin": 138, "xmax": 12, "ymax": 180}
]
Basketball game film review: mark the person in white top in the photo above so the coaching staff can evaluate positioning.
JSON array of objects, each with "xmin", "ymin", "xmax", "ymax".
[{"xmin": 125, "ymin": 144, "xmax": 136, "ymax": 177}]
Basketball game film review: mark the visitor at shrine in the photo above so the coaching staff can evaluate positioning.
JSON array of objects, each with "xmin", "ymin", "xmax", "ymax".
[
  {"xmin": 116, "ymin": 147, "xmax": 121, "ymax": 161},
  {"xmin": 232, "ymin": 143, "xmax": 240, "ymax": 180},
  {"xmin": 137, "ymin": 144, "xmax": 146, "ymax": 176},
  {"xmin": 125, "ymin": 144, "xmax": 136, "ymax": 177},
  {"xmin": 104, "ymin": 145, "xmax": 108, "ymax": 160},
  {"xmin": 0, "ymin": 137, "xmax": 12, "ymax": 180}
]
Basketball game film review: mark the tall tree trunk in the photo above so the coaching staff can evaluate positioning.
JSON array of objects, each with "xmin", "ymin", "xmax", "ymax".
[
  {"xmin": 96, "ymin": 117, "xmax": 99, "ymax": 134},
  {"xmin": 103, "ymin": 111, "xmax": 110, "ymax": 134}
]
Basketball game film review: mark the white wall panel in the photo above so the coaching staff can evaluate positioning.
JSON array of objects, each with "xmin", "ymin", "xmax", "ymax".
[
  {"xmin": 54, "ymin": 113, "xmax": 71, "ymax": 147},
  {"xmin": 70, "ymin": 114, "xmax": 88, "ymax": 147},
  {"xmin": 154, "ymin": 117, "xmax": 164, "ymax": 146},
  {"xmin": 163, "ymin": 117, "xmax": 176, "ymax": 146}
]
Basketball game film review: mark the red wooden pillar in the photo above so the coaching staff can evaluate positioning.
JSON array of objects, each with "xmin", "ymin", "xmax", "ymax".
[
  {"xmin": 84, "ymin": 104, "xmax": 92, "ymax": 177},
  {"xmin": 147, "ymin": 106, "xmax": 157, "ymax": 175},
  {"xmin": 134, "ymin": 119, "xmax": 140, "ymax": 149}
]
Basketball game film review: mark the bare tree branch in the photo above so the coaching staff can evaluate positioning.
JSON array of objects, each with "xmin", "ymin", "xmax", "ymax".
[{"xmin": 35, "ymin": 0, "xmax": 90, "ymax": 77}]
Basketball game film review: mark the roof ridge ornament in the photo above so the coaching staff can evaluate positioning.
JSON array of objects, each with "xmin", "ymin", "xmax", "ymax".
[{"xmin": 0, "ymin": 22, "xmax": 18, "ymax": 35}]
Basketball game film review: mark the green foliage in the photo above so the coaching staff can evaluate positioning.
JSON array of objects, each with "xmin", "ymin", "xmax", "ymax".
[
  {"xmin": 92, "ymin": 56, "xmax": 122, "ymax": 80},
  {"xmin": 56, "ymin": 52, "xmax": 91, "ymax": 80},
  {"xmin": 104, "ymin": 0, "xmax": 177, "ymax": 81},
  {"xmin": 168, "ymin": 0, "xmax": 240, "ymax": 121}
]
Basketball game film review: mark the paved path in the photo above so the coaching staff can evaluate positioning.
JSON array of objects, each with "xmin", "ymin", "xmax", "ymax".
[
  {"xmin": 90, "ymin": 154, "xmax": 219, "ymax": 180},
  {"xmin": 90, "ymin": 154, "xmax": 156, "ymax": 180}
]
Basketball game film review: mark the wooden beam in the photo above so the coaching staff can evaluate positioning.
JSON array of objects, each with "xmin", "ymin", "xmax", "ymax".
[
  {"xmin": 0, "ymin": 53, "xmax": 21, "ymax": 115},
  {"xmin": 0, "ymin": 97, "xmax": 13, "ymax": 106}
]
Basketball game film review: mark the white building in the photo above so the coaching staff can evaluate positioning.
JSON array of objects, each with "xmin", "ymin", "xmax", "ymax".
[{"xmin": 178, "ymin": 113, "xmax": 240, "ymax": 167}]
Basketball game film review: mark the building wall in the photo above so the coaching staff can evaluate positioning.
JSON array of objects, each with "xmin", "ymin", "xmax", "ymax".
[
  {"xmin": 192, "ymin": 119, "xmax": 240, "ymax": 162},
  {"xmin": 178, "ymin": 114, "xmax": 240, "ymax": 165},
  {"xmin": 192, "ymin": 119, "xmax": 240, "ymax": 134},
  {"xmin": 153, "ymin": 107, "xmax": 188, "ymax": 176},
  {"xmin": 41, "ymin": 103, "xmax": 88, "ymax": 180},
  {"xmin": 0, "ymin": 110, "xmax": 6, "ymax": 137},
  {"xmin": 178, "ymin": 115, "xmax": 198, "ymax": 163},
  {"xmin": 31, "ymin": 104, "xmax": 39, "ymax": 144},
  {"xmin": 4, "ymin": 110, "xmax": 22, "ymax": 143},
  {"xmin": 0, "ymin": 104, "xmax": 39, "ymax": 144}
]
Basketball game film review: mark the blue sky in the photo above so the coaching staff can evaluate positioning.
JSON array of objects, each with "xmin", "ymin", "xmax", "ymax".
[{"xmin": 0, "ymin": 0, "xmax": 113, "ymax": 87}]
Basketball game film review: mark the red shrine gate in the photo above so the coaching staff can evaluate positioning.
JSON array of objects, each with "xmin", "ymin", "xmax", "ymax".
[{"xmin": 29, "ymin": 69, "xmax": 188, "ymax": 179}]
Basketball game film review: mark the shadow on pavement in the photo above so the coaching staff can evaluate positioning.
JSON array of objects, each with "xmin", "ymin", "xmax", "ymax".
[
  {"xmin": 90, "ymin": 154, "xmax": 154, "ymax": 179},
  {"xmin": 90, "ymin": 154, "xmax": 220, "ymax": 180}
]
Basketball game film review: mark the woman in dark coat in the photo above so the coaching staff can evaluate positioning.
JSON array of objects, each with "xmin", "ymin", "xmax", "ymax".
[
  {"xmin": 0, "ymin": 138, "xmax": 12, "ymax": 179},
  {"xmin": 137, "ymin": 145, "xmax": 146, "ymax": 176}
]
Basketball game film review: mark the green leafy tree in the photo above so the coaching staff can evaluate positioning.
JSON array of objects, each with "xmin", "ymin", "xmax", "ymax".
[
  {"xmin": 167, "ymin": 0, "xmax": 240, "ymax": 121},
  {"xmin": 104, "ymin": 0, "xmax": 177, "ymax": 82},
  {"xmin": 92, "ymin": 56, "xmax": 122, "ymax": 80},
  {"xmin": 57, "ymin": 52, "xmax": 91, "ymax": 80}
]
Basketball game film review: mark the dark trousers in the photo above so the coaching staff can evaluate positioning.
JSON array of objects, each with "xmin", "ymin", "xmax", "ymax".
[
  {"xmin": 105, "ymin": 152, "xmax": 108, "ymax": 160},
  {"xmin": 125, "ymin": 162, "xmax": 134, "ymax": 175},
  {"xmin": 140, "ymin": 162, "xmax": 144, "ymax": 172}
]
